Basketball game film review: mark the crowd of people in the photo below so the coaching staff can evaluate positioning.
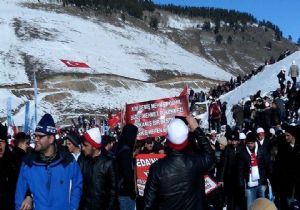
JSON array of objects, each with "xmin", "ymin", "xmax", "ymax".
[
  {"xmin": 202, "ymin": 60, "xmax": 300, "ymax": 210},
  {"xmin": 188, "ymin": 49, "xmax": 293, "ymax": 103},
  {"xmin": 0, "ymin": 61, "xmax": 299, "ymax": 210}
]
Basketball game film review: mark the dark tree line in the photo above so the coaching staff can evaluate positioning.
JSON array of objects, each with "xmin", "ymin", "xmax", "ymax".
[
  {"xmin": 258, "ymin": 20, "xmax": 282, "ymax": 41},
  {"xmin": 59, "ymin": 0, "xmax": 285, "ymax": 41},
  {"xmin": 63, "ymin": 0, "xmax": 155, "ymax": 18},
  {"xmin": 155, "ymin": 4, "xmax": 257, "ymax": 26}
]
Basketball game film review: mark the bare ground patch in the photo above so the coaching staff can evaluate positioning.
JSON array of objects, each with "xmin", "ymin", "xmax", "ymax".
[
  {"xmin": 44, "ymin": 92, "xmax": 72, "ymax": 103},
  {"xmin": 52, "ymin": 80, "xmax": 97, "ymax": 92},
  {"xmin": 12, "ymin": 17, "xmax": 57, "ymax": 41}
]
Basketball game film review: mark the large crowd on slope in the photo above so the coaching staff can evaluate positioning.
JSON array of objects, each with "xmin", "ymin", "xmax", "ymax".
[{"xmin": 0, "ymin": 55, "xmax": 299, "ymax": 210}]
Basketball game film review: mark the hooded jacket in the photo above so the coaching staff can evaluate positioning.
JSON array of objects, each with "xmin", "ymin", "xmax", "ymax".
[
  {"xmin": 15, "ymin": 145, "xmax": 83, "ymax": 210},
  {"xmin": 116, "ymin": 124, "xmax": 138, "ymax": 198}
]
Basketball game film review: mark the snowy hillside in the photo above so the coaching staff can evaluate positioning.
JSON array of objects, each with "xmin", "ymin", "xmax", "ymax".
[
  {"xmin": 221, "ymin": 51, "xmax": 300, "ymax": 125},
  {"xmin": 1, "ymin": 0, "xmax": 299, "ymax": 127},
  {"xmin": 0, "ymin": 0, "xmax": 232, "ymax": 86},
  {"xmin": 5, "ymin": 51, "xmax": 300, "ymax": 127}
]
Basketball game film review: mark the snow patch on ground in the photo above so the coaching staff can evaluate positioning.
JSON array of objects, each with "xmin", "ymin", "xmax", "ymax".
[{"xmin": 167, "ymin": 16, "xmax": 200, "ymax": 30}]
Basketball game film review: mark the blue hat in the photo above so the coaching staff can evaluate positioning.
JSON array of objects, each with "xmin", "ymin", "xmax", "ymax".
[{"xmin": 35, "ymin": 114, "xmax": 56, "ymax": 135}]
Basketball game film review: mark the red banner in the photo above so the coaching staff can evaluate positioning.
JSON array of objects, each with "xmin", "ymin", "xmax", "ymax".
[
  {"xmin": 125, "ymin": 95, "xmax": 189, "ymax": 140},
  {"xmin": 136, "ymin": 154, "xmax": 166, "ymax": 196},
  {"xmin": 179, "ymin": 85, "xmax": 188, "ymax": 97},
  {"xmin": 60, "ymin": 59, "xmax": 90, "ymax": 68}
]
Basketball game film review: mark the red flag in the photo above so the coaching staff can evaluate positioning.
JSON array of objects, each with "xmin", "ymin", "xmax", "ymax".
[
  {"xmin": 108, "ymin": 112, "xmax": 122, "ymax": 128},
  {"xmin": 60, "ymin": 59, "xmax": 90, "ymax": 68},
  {"xmin": 179, "ymin": 85, "xmax": 188, "ymax": 96}
]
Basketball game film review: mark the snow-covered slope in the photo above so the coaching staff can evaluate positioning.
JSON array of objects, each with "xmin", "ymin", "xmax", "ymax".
[
  {"xmin": 1, "ymin": 0, "xmax": 299, "ymax": 128},
  {"xmin": 0, "ymin": 0, "xmax": 232, "ymax": 86},
  {"xmin": 221, "ymin": 51, "xmax": 300, "ymax": 125},
  {"xmin": 7, "ymin": 51, "xmax": 300, "ymax": 127}
]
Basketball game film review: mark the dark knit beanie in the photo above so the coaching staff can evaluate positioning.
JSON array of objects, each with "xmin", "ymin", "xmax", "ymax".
[
  {"xmin": 246, "ymin": 132, "xmax": 257, "ymax": 143},
  {"xmin": 66, "ymin": 131, "xmax": 81, "ymax": 147},
  {"xmin": 284, "ymin": 125, "xmax": 297, "ymax": 137},
  {"xmin": 231, "ymin": 131, "xmax": 240, "ymax": 141},
  {"xmin": 35, "ymin": 114, "xmax": 56, "ymax": 135}
]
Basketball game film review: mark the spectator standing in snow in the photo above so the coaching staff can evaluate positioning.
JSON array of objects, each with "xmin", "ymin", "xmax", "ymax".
[
  {"xmin": 209, "ymin": 99, "xmax": 222, "ymax": 133},
  {"xmin": 288, "ymin": 60, "xmax": 299, "ymax": 85},
  {"xmin": 277, "ymin": 69, "xmax": 286, "ymax": 92},
  {"xmin": 221, "ymin": 101, "xmax": 228, "ymax": 126}
]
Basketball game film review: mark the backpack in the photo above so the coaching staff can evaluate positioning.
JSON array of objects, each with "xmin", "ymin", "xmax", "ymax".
[{"xmin": 210, "ymin": 103, "xmax": 221, "ymax": 119}]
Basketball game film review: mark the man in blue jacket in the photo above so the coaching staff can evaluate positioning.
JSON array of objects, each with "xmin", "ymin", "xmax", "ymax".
[{"xmin": 15, "ymin": 114, "xmax": 83, "ymax": 210}]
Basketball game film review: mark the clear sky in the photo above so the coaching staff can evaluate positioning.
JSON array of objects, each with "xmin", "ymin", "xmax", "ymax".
[{"xmin": 153, "ymin": 0, "xmax": 300, "ymax": 42}]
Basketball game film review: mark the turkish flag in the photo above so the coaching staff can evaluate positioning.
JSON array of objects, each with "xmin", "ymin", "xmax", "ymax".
[
  {"xmin": 108, "ymin": 112, "xmax": 122, "ymax": 128},
  {"xmin": 60, "ymin": 59, "xmax": 90, "ymax": 68}
]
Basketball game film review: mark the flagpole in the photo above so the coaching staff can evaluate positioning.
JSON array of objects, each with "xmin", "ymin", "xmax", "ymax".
[
  {"xmin": 23, "ymin": 101, "xmax": 30, "ymax": 134},
  {"xmin": 33, "ymin": 70, "xmax": 38, "ymax": 127},
  {"xmin": 6, "ymin": 97, "xmax": 12, "ymax": 126}
]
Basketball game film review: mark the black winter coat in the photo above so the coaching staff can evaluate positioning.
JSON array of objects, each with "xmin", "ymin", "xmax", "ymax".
[
  {"xmin": 221, "ymin": 144, "xmax": 243, "ymax": 183},
  {"xmin": 116, "ymin": 124, "xmax": 138, "ymax": 198},
  {"xmin": 143, "ymin": 128, "xmax": 214, "ymax": 210},
  {"xmin": 277, "ymin": 71, "xmax": 286, "ymax": 84},
  {"xmin": 277, "ymin": 139, "xmax": 300, "ymax": 197},
  {"xmin": 79, "ymin": 152, "xmax": 119, "ymax": 210},
  {"xmin": 238, "ymin": 144, "xmax": 271, "ymax": 188},
  {"xmin": 13, "ymin": 146, "xmax": 27, "ymax": 173},
  {"xmin": 257, "ymin": 138, "xmax": 271, "ymax": 154},
  {"xmin": 0, "ymin": 145, "xmax": 18, "ymax": 210}
]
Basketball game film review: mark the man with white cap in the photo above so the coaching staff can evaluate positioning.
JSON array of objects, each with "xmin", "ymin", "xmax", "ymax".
[
  {"xmin": 79, "ymin": 127, "xmax": 119, "ymax": 210},
  {"xmin": 144, "ymin": 116, "xmax": 214, "ymax": 210},
  {"xmin": 240, "ymin": 132, "xmax": 247, "ymax": 144},
  {"xmin": 288, "ymin": 60, "xmax": 299, "ymax": 85},
  {"xmin": 239, "ymin": 132, "xmax": 271, "ymax": 210},
  {"xmin": 256, "ymin": 127, "xmax": 271, "ymax": 153}
]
